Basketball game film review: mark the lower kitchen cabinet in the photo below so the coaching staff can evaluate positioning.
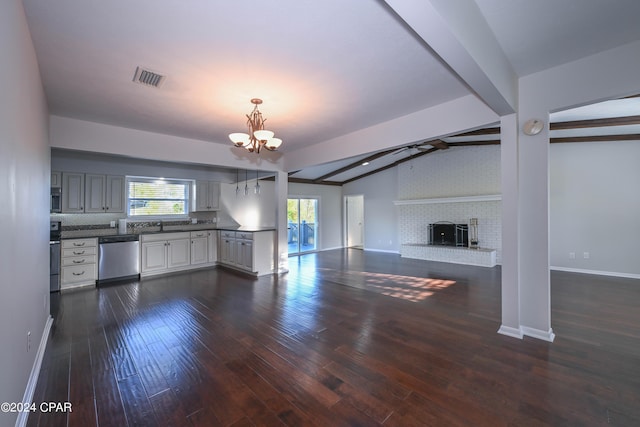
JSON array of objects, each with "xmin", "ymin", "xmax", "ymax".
[
  {"xmin": 140, "ymin": 230, "xmax": 217, "ymax": 278},
  {"xmin": 217, "ymin": 230, "xmax": 274, "ymax": 276},
  {"xmin": 61, "ymin": 238, "xmax": 98, "ymax": 289},
  {"xmin": 190, "ymin": 231, "xmax": 208, "ymax": 265}
]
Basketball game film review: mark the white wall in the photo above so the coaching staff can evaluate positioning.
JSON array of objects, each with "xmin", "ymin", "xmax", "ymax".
[
  {"xmin": 219, "ymin": 180, "xmax": 277, "ymax": 229},
  {"xmin": 288, "ymin": 182, "xmax": 343, "ymax": 251},
  {"xmin": 343, "ymin": 167, "xmax": 399, "ymax": 252},
  {"xmin": 397, "ymin": 145, "xmax": 502, "ymax": 262},
  {"xmin": 0, "ymin": 1, "xmax": 50, "ymax": 425},
  {"xmin": 550, "ymin": 140, "xmax": 640, "ymax": 277}
]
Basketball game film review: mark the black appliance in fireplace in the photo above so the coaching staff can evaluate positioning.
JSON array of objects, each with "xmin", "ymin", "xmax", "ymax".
[{"xmin": 428, "ymin": 222, "xmax": 468, "ymax": 247}]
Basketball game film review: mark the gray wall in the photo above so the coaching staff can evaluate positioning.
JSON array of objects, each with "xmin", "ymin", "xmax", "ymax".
[
  {"xmin": 550, "ymin": 140, "xmax": 640, "ymax": 277},
  {"xmin": 0, "ymin": 1, "xmax": 51, "ymax": 425},
  {"xmin": 289, "ymin": 182, "xmax": 344, "ymax": 251},
  {"xmin": 343, "ymin": 167, "xmax": 399, "ymax": 252}
]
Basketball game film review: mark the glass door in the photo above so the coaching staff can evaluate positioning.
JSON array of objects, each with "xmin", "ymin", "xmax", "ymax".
[{"xmin": 287, "ymin": 198, "xmax": 318, "ymax": 254}]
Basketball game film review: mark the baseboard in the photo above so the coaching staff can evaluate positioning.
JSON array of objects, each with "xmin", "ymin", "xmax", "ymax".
[
  {"xmin": 521, "ymin": 326, "xmax": 555, "ymax": 342},
  {"xmin": 497, "ymin": 325, "xmax": 523, "ymax": 339},
  {"xmin": 16, "ymin": 315, "xmax": 53, "ymax": 427},
  {"xmin": 551, "ymin": 266, "xmax": 640, "ymax": 280},
  {"xmin": 363, "ymin": 248, "xmax": 400, "ymax": 254},
  {"xmin": 319, "ymin": 246, "xmax": 344, "ymax": 252}
]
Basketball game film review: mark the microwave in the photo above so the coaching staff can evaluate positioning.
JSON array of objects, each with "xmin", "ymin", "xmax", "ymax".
[{"xmin": 50, "ymin": 187, "xmax": 61, "ymax": 213}]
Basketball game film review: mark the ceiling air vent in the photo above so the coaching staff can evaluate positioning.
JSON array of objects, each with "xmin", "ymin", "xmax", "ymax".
[{"xmin": 132, "ymin": 66, "xmax": 166, "ymax": 88}]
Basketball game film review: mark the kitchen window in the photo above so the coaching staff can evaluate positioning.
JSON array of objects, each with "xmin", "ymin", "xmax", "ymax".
[{"xmin": 127, "ymin": 177, "xmax": 192, "ymax": 218}]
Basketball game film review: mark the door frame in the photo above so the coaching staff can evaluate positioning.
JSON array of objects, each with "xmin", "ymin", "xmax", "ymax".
[
  {"xmin": 287, "ymin": 196, "xmax": 320, "ymax": 255},
  {"xmin": 343, "ymin": 194, "xmax": 364, "ymax": 249}
]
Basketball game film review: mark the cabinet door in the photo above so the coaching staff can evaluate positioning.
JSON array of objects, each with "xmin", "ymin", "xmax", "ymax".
[
  {"xmin": 62, "ymin": 173, "xmax": 85, "ymax": 212},
  {"xmin": 51, "ymin": 171, "xmax": 62, "ymax": 188},
  {"xmin": 239, "ymin": 240, "xmax": 254, "ymax": 271},
  {"xmin": 207, "ymin": 231, "xmax": 217, "ymax": 263},
  {"xmin": 105, "ymin": 175, "xmax": 125, "ymax": 213},
  {"xmin": 207, "ymin": 182, "xmax": 220, "ymax": 210},
  {"xmin": 84, "ymin": 174, "xmax": 106, "ymax": 213},
  {"xmin": 194, "ymin": 181, "xmax": 210, "ymax": 211},
  {"xmin": 219, "ymin": 236, "xmax": 233, "ymax": 264},
  {"xmin": 141, "ymin": 241, "xmax": 167, "ymax": 273},
  {"xmin": 191, "ymin": 237, "xmax": 208, "ymax": 265},
  {"xmin": 167, "ymin": 238, "xmax": 191, "ymax": 268}
]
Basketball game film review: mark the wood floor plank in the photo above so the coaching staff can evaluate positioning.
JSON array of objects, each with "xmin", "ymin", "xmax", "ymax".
[{"xmin": 29, "ymin": 249, "xmax": 640, "ymax": 426}]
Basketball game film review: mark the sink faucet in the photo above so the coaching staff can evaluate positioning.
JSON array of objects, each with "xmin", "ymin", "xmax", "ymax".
[{"xmin": 157, "ymin": 221, "xmax": 163, "ymax": 231}]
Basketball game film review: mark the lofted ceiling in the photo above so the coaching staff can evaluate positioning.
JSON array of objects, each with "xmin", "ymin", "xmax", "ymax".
[{"xmin": 23, "ymin": 0, "xmax": 640, "ymax": 183}]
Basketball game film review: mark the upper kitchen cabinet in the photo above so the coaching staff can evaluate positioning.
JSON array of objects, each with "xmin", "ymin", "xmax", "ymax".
[
  {"xmin": 62, "ymin": 173, "xmax": 125, "ymax": 213},
  {"xmin": 85, "ymin": 174, "xmax": 125, "ymax": 213},
  {"xmin": 194, "ymin": 181, "xmax": 220, "ymax": 212},
  {"xmin": 61, "ymin": 173, "xmax": 85, "ymax": 212},
  {"xmin": 51, "ymin": 171, "xmax": 62, "ymax": 188}
]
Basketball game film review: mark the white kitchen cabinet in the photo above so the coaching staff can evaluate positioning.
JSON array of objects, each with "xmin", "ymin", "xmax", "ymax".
[
  {"xmin": 194, "ymin": 181, "xmax": 220, "ymax": 211},
  {"xmin": 61, "ymin": 173, "xmax": 85, "ymax": 213},
  {"xmin": 141, "ymin": 232, "xmax": 222, "ymax": 277},
  {"xmin": 140, "ymin": 240, "xmax": 168, "ymax": 273},
  {"xmin": 233, "ymin": 232, "xmax": 254, "ymax": 271},
  {"xmin": 61, "ymin": 238, "xmax": 98, "ymax": 289},
  {"xmin": 207, "ymin": 230, "xmax": 217, "ymax": 263},
  {"xmin": 217, "ymin": 230, "xmax": 274, "ymax": 276},
  {"xmin": 168, "ymin": 238, "xmax": 191, "ymax": 268},
  {"xmin": 219, "ymin": 231, "xmax": 236, "ymax": 265},
  {"xmin": 85, "ymin": 174, "xmax": 125, "ymax": 213},
  {"xmin": 51, "ymin": 171, "xmax": 62, "ymax": 188},
  {"xmin": 190, "ymin": 231, "xmax": 209, "ymax": 265},
  {"xmin": 62, "ymin": 173, "xmax": 125, "ymax": 213}
]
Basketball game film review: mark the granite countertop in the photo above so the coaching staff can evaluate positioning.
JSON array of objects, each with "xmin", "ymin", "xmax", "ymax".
[{"xmin": 61, "ymin": 225, "xmax": 276, "ymax": 239}]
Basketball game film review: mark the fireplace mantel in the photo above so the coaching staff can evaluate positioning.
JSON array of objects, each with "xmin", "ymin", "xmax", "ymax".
[{"xmin": 393, "ymin": 194, "xmax": 501, "ymax": 206}]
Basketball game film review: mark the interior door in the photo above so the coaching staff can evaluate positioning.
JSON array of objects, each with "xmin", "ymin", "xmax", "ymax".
[{"xmin": 345, "ymin": 195, "xmax": 364, "ymax": 248}]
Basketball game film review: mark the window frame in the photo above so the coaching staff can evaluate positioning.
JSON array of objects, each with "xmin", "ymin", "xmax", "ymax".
[{"xmin": 126, "ymin": 176, "xmax": 193, "ymax": 220}]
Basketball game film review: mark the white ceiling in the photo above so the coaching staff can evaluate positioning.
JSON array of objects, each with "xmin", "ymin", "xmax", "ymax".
[{"xmin": 23, "ymin": 0, "xmax": 640, "ymax": 180}]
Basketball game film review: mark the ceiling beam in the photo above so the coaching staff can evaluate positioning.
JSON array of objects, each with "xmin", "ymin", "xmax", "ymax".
[
  {"xmin": 446, "ymin": 140, "xmax": 500, "ymax": 146},
  {"xmin": 452, "ymin": 127, "xmax": 501, "ymax": 137},
  {"xmin": 342, "ymin": 147, "xmax": 440, "ymax": 185},
  {"xmin": 312, "ymin": 148, "xmax": 398, "ymax": 183},
  {"xmin": 383, "ymin": 0, "xmax": 516, "ymax": 115},
  {"xmin": 429, "ymin": 140, "xmax": 449, "ymax": 149},
  {"xmin": 550, "ymin": 115, "xmax": 640, "ymax": 130},
  {"xmin": 550, "ymin": 134, "xmax": 640, "ymax": 143}
]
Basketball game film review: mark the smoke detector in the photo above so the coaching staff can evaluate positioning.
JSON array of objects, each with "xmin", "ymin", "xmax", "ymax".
[{"xmin": 132, "ymin": 66, "xmax": 166, "ymax": 88}]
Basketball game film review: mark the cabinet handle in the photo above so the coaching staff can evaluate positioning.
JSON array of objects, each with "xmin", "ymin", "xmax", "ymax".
[
  {"xmin": 73, "ymin": 250, "xmax": 85, "ymax": 255},
  {"xmin": 72, "ymin": 271, "xmax": 85, "ymax": 276},
  {"xmin": 72, "ymin": 259, "xmax": 85, "ymax": 264},
  {"xmin": 106, "ymin": 206, "xmax": 109, "ymax": 210},
  {"xmin": 73, "ymin": 242, "xmax": 86, "ymax": 247}
]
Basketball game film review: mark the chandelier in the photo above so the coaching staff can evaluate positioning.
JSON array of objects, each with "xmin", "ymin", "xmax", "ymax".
[{"xmin": 229, "ymin": 98, "xmax": 283, "ymax": 153}]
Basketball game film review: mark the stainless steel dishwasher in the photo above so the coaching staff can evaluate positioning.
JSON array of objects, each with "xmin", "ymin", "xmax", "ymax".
[{"xmin": 98, "ymin": 235, "xmax": 140, "ymax": 283}]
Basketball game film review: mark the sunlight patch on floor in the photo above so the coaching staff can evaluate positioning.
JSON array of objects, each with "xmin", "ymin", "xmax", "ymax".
[{"xmin": 318, "ymin": 268, "xmax": 456, "ymax": 302}]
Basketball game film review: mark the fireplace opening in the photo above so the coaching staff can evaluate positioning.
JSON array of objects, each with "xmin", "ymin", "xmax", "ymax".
[{"xmin": 428, "ymin": 222, "xmax": 468, "ymax": 247}]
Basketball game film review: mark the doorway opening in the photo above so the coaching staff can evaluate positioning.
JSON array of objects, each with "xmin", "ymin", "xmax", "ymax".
[
  {"xmin": 344, "ymin": 195, "xmax": 364, "ymax": 249},
  {"xmin": 287, "ymin": 198, "xmax": 318, "ymax": 255}
]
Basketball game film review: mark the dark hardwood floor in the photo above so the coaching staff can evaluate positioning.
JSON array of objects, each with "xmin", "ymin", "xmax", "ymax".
[{"xmin": 28, "ymin": 249, "xmax": 640, "ymax": 426}]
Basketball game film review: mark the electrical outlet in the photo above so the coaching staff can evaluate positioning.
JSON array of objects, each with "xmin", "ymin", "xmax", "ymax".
[
  {"xmin": 569, "ymin": 252, "xmax": 575, "ymax": 259},
  {"xmin": 27, "ymin": 331, "xmax": 31, "ymax": 352},
  {"xmin": 583, "ymin": 252, "xmax": 590, "ymax": 259},
  {"xmin": 110, "ymin": 220, "xmax": 116, "ymax": 228}
]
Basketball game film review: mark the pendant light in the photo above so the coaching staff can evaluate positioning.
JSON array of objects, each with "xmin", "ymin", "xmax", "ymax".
[
  {"xmin": 244, "ymin": 170, "xmax": 249, "ymax": 196},
  {"xmin": 254, "ymin": 170, "xmax": 261, "ymax": 195},
  {"xmin": 235, "ymin": 169, "xmax": 240, "ymax": 197}
]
